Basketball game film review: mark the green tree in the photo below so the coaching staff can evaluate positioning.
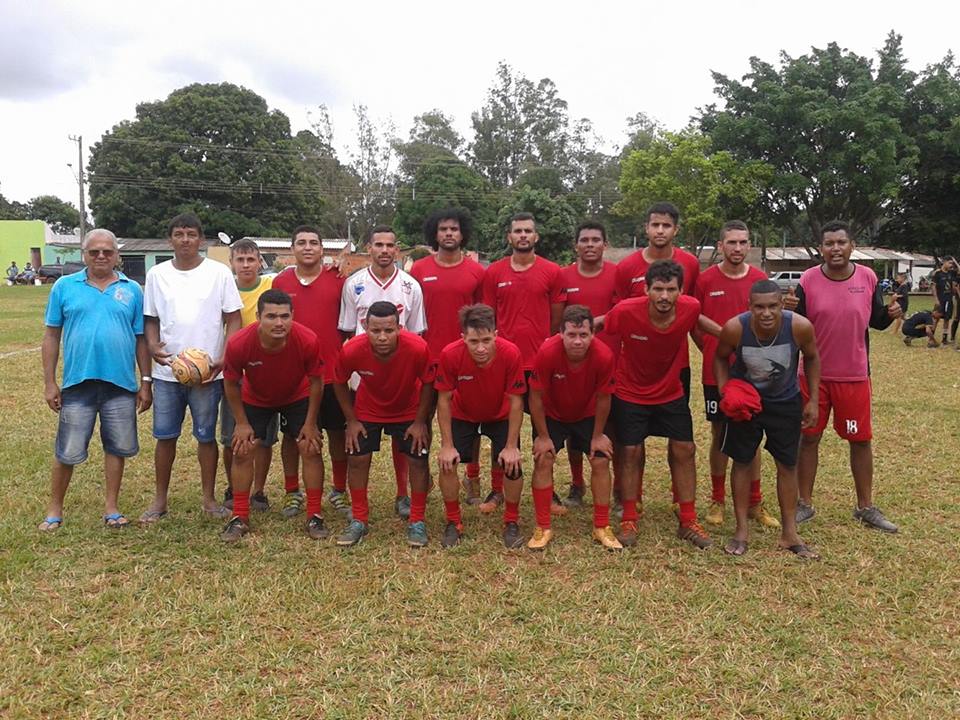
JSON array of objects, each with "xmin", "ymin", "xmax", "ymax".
[
  {"xmin": 348, "ymin": 104, "xmax": 398, "ymax": 239},
  {"xmin": 0, "ymin": 185, "xmax": 28, "ymax": 220},
  {"xmin": 88, "ymin": 82, "xmax": 324, "ymax": 238},
  {"xmin": 26, "ymin": 195, "xmax": 85, "ymax": 234},
  {"xmin": 496, "ymin": 186, "xmax": 578, "ymax": 264}
]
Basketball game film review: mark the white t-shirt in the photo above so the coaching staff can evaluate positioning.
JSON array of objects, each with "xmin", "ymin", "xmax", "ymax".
[
  {"xmin": 144, "ymin": 258, "xmax": 243, "ymax": 381},
  {"xmin": 338, "ymin": 266, "xmax": 427, "ymax": 336}
]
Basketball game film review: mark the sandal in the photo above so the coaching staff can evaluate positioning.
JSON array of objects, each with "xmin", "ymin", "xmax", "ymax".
[
  {"xmin": 203, "ymin": 505, "xmax": 231, "ymax": 520},
  {"xmin": 782, "ymin": 543, "xmax": 820, "ymax": 560},
  {"xmin": 724, "ymin": 538, "xmax": 748, "ymax": 556},
  {"xmin": 139, "ymin": 509, "xmax": 168, "ymax": 524},
  {"xmin": 104, "ymin": 512, "xmax": 130, "ymax": 529},
  {"xmin": 38, "ymin": 516, "xmax": 63, "ymax": 532}
]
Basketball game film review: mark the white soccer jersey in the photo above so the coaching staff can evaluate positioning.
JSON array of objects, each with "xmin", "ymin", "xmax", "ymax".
[{"xmin": 339, "ymin": 265, "xmax": 427, "ymax": 336}]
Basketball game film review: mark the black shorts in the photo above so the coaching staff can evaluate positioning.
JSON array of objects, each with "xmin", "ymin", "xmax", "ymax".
[
  {"xmin": 721, "ymin": 394, "xmax": 802, "ymax": 467},
  {"xmin": 703, "ymin": 384, "xmax": 722, "ymax": 423},
  {"xmin": 451, "ymin": 417, "xmax": 521, "ymax": 478},
  {"xmin": 534, "ymin": 416, "xmax": 596, "ymax": 456},
  {"xmin": 612, "ymin": 395, "xmax": 694, "ymax": 444},
  {"xmin": 350, "ymin": 420, "xmax": 430, "ymax": 458},
  {"xmin": 250, "ymin": 399, "xmax": 311, "ymax": 440},
  {"xmin": 902, "ymin": 324, "xmax": 928, "ymax": 339},
  {"xmin": 320, "ymin": 384, "xmax": 346, "ymax": 431}
]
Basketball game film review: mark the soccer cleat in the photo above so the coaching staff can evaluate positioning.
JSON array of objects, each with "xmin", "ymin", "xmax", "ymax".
[
  {"xmin": 902, "ymin": 337, "xmax": 912, "ymax": 346},
  {"xmin": 676, "ymin": 521, "xmax": 713, "ymax": 549},
  {"xmin": 327, "ymin": 489, "xmax": 353, "ymax": 519},
  {"xmin": 503, "ymin": 521, "xmax": 524, "ymax": 548},
  {"xmin": 441, "ymin": 521, "xmax": 463, "ymax": 548},
  {"xmin": 461, "ymin": 475, "xmax": 481, "ymax": 505},
  {"xmin": 551, "ymin": 491, "xmax": 568, "ymax": 516},
  {"xmin": 705, "ymin": 500, "xmax": 725, "ymax": 526},
  {"xmin": 796, "ymin": 501, "xmax": 816, "ymax": 524},
  {"xmin": 749, "ymin": 502, "xmax": 781, "ymax": 529},
  {"xmin": 251, "ymin": 492, "xmax": 269, "ymax": 512},
  {"xmin": 223, "ymin": 486, "xmax": 234, "ymax": 511},
  {"xmin": 617, "ymin": 520, "xmax": 638, "ymax": 548},
  {"xmin": 527, "ymin": 526, "xmax": 554, "ymax": 551},
  {"xmin": 219, "ymin": 516, "xmax": 248, "ymax": 543},
  {"xmin": 337, "ymin": 519, "xmax": 369, "ymax": 547},
  {"xmin": 281, "ymin": 490, "xmax": 305, "ymax": 519},
  {"xmin": 478, "ymin": 491, "xmax": 504, "ymax": 514},
  {"xmin": 406, "ymin": 520, "xmax": 429, "ymax": 548},
  {"xmin": 564, "ymin": 483, "xmax": 585, "ymax": 507},
  {"xmin": 305, "ymin": 514, "xmax": 330, "ymax": 540},
  {"xmin": 592, "ymin": 526, "xmax": 624, "ymax": 550},
  {"xmin": 853, "ymin": 505, "xmax": 899, "ymax": 533},
  {"xmin": 394, "ymin": 495, "xmax": 411, "ymax": 520},
  {"xmin": 927, "ymin": 338, "xmax": 940, "ymax": 348}
]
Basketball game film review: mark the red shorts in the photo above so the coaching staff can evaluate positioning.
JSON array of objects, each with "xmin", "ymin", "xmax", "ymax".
[{"xmin": 799, "ymin": 377, "xmax": 872, "ymax": 441}]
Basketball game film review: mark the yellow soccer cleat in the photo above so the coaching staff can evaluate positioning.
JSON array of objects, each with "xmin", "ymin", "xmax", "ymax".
[
  {"xmin": 592, "ymin": 526, "xmax": 624, "ymax": 551},
  {"xmin": 527, "ymin": 526, "xmax": 553, "ymax": 551},
  {"xmin": 749, "ymin": 502, "xmax": 782, "ymax": 529},
  {"xmin": 705, "ymin": 500, "xmax": 725, "ymax": 526}
]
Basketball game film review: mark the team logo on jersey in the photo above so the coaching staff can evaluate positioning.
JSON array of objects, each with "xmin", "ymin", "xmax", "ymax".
[
  {"xmin": 631, "ymin": 277, "xmax": 645, "ymax": 284},
  {"xmin": 458, "ymin": 374, "xmax": 474, "ymax": 381},
  {"xmin": 498, "ymin": 281, "xmax": 512, "ymax": 288},
  {"xmin": 354, "ymin": 285, "xmax": 365, "ymax": 295},
  {"xmin": 847, "ymin": 286, "xmax": 866, "ymax": 294},
  {"xmin": 566, "ymin": 287, "xmax": 580, "ymax": 293},
  {"xmin": 247, "ymin": 361, "xmax": 263, "ymax": 367},
  {"xmin": 358, "ymin": 370, "xmax": 374, "ymax": 376},
  {"xmin": 709, "ymin": 290, "xmax": 725, "ymax": 297},
  {"xmin": 423, "ymin": 276, "xmax": 438, "ymax": 282},
  {"xmin": 402, "ymin": 280, "xmax": 413, "ymax": 293},
  {"xmin": 629, "ymin": 334, "xmax": 648, "ymax": 341},
  {"xmin": 112, "ymin": 286, "xmax": 133, "ymax": 305},
  {"xmin": 552, "ymin": 372, "xmax": 566, "ymax": 380}
]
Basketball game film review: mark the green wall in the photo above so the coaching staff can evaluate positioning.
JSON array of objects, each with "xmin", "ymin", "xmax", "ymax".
[{"xmin": 0, "ymin": 220, "xmax": 46, "ymax": 268}]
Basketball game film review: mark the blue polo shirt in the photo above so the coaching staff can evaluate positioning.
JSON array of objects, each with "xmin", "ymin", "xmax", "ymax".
[{"xmin": 44, "ymin": 269, "xmax": 144, "ymax": 392}]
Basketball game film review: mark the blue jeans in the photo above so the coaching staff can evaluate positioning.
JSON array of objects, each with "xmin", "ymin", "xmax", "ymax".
[
  {"xmin": 55, "ymin": 380, "xmax": 138, "ymax": 464},
  {"xmin": 152, "ymin": 379, "xmax": 222, "ymax": 443}
]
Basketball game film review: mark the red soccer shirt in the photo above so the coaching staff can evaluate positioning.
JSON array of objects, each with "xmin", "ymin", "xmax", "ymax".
[
  {"xmin": 614, "ymin": 247, "xmax": 700, "ymax": 300},
  {"xmin": 482, "ymin": 256, "xmax": 566, "ymax": 369},
  {"xmin": 529, "ymin": 335, "xmax": 616, "ymax": 423},
  {"xmin": 435, "ymin": 337, "xmax": 526, "ymax": 423},
  {"xmin": 409, "ymin": 254, "xmax": 485, "ymax": 361},
  {"xmin": 224, "ymin": 322, "xmax": 324, "ymax": 408},
  {"xmin": 334, "ymin": 331, "xmax": 435, "ymax": 424},
  {"xmin": 272, "ymin": 267, "xmax": 345, "ymax": 383},
  {"xmin": 694, "ymin": 264, "xmax": 767, "ymax": 385},
  {"xmin": 561, "ymin": 261, "xmax": 620, "ymax": 354},
  {"xmin": 605, "ymin": 295, "xmax": 701, "ymax": 405}
]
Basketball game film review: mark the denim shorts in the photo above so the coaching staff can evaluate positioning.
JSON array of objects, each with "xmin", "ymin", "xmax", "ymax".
[
  {"xmin": 153, "ymin": 379, "xmax": 222, "ymax": 443},
  {"xmin": 55, "ymin": 380, "xmax": 139, "ymax": 464},
  {"xmin": 219, "ymin": 389, "xmax": 278, "ymax": 447}
]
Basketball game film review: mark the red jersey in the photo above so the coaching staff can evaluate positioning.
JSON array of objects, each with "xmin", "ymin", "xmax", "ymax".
[
  {"xmin": 613, "ymin": 246, "xmax": 700, "ymax": 300},
  {"xmin": 694, "ymin": 264, "xmax": 767, "ymax": 385},
  {"xmin": 334, "ymin": 331, "xmax": 435, "ymax": 424},
  {"xmin": 605, "ymin": 295, "xmax": 701, "ymax": 405},
  {"xmin": 482, "ymin": 256, "xmax": 566, "ymax": 369},
  {"xmin": 224, "ymin": 322, "xmax": 324, "ymax": 408},
  {"xmin": 529, "ymin": 335, "xmax": 616, "ymax": 423},
  {"xmin": 435, "ymin": 337, "xmax": 526, "ymax": 423},
  {"xmin": 272, "ymin": 267, "xmax": 345, "ymax": 383},
  {"xmin": 561, "ymin": 261, "xmax": 620, "ymax": 354},
  {"xmin": 409, "ymin": 254, "xmax": 485, "ymax": 361}
]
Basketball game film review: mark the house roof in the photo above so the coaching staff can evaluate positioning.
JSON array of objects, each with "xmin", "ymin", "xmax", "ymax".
[{"xmin": 239, "ymin": 237, "xmax": 355, "ymax": 252}]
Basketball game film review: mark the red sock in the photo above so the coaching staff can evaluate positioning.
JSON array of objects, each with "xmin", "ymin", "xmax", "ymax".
[
  {"xmin": 750, "ymin": 479, "xmax": 762, "ymax": 507},
  {"xmin": 392, "ymin": 443, "xmax": 408, "ymax": 497},
  {"xmin": 410, "ymin": 490, "xmax": 427, "ymax": 523},
  {"xmin": 284, "ymin": 474, "xmax": 299, "ymax": 493},
  {"xmin": 306, "ymin": 488, "xmax": 323, "ymax": 517},
  {"xmin": 678, "ymin": 501, "xmax": 697, "ymax": 526},
  {"xmin": 491, "ymin": 466, "xmax": 505, "ymax": 494},
  {"xmin": 711, "ymin": 474, "xmax": 725, "ymax": 503},
  {"xmin": 332, "ymin": 460, "xmax": 347, "ymax": 492},
  {"xmin": 503, "ymin": 500, "xmax": 520, "ymax": 524},
  {"xmin": 350, "ymin": 486, "xmax": 369, "ymax": 523},
  {"xmin": 569, "ymin": 454, "xmax": 585, "ymax": 487},
  {"xmin": 444, "ymin": 499, "xmax": 461, "ymax": 526},
  {"xmin": 466, "ymin": 462, "xmax": 480, "ymax": 478},
  {"xmin": 233, "ymin": 491, "xmax": 250, "ymax": 521},
  {"xmin": 593, "ymin": 503, "xmax": 609, "ymax": 529},
  {"xmin": 622, "ymin": 498, "xmax": 639, "ymax": 523},
  {"xmin": 532, "ymin": 486, "xmax": 553, "ymax": 528}
]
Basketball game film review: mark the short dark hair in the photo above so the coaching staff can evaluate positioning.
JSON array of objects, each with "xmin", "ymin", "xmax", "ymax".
[
  {"xmin": 750, "ymin": 279, "xmax": 782, "ymax": 297},
  {"xmin": 562, "ymin": 304, "xmax": 594, "ymax": 331},
  {"xmin": 367, "ymin": 301, "xmax": 399, "ymax": 322},
  {"xmin": 575, "ymin": 221, "xmax": 607, "ymax": 243},
  {"xmin": 508, "ymin": 212, "xmax": 536, "ymax": 230},
  {"xmin": 366, "ymin": 225, "xmax": 396, "ymax": 244},
  {"xmin": 821, "ymin": 220, "xmax": 851, "ymax": 241},
  {"xmin": 424, "ymin": 207, "xmax": 473, "ymax": 251},
  {"xmin": 257, "ymin": 289, "xmax": 292, "ymax": 314},
  {"xmin": 459, "ymin": 304, "xmax": 496, "ymax": 333},
  {"xmin": 167, "ymin": 213, "xmax": 203, "ymax": 238},
  {"xmin": 645, "ymin": 259, "xmax": 683, "ymax": 288},
  {"xmin": 644, "ymin": 202, "xmax": 680, "ymax": 225},
  {"xmin": 291, "ymin": 225, "xmax": 321, "ymax": 245},
  {"xmin": 719, "ymin": 220, "xmax": 749, "ymax": 242},
  {"xmin": 230, "ymin": 239, "xmax": 260, "ymax": 257}
]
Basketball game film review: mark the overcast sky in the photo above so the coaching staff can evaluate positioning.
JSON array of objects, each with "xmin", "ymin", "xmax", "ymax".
[{"xmin": 1, "ymin": 0, "xmax": 957, "ymax": 210}]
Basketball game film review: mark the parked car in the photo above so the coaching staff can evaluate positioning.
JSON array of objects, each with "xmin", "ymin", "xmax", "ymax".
[
  {"xmin": 37, "ymin": 262, "xmax": 85, "ymax": 283},
  {"xmin": 769, "ymin": 270, "xmax": 804, "ymax": 290}
]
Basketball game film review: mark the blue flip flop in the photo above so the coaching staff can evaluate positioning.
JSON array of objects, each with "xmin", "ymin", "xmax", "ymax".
[
  {"xmin": 38, "ymin": 516, "xmax": 63, "ymax": 532},
  {"xmin": 103, "ymin": 512, "xmax": 130, "ymax": 529}
]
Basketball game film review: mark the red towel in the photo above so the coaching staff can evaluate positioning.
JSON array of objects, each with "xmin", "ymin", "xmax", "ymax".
[{"xmin": 719, "ymin": 379, "xmax": 763, "ymax": 422}]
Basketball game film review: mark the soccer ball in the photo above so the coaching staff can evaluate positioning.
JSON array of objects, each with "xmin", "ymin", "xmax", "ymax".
[{"xmin": 170, "ymin": 348, "xmax": 213, "ymax": 386}]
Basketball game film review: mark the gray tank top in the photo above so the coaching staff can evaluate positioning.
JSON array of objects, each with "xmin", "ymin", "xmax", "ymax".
[{"xmin": 730, "ymin": 311, "xmax": 800, "ymax": 401}]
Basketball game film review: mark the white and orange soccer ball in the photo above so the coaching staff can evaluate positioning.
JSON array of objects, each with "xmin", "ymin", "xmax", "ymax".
[{"xmin": 170, "ymin": 348, "xmax": 213, "ymax": 386}]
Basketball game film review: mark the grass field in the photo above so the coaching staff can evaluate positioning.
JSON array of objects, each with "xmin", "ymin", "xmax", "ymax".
[{"xmin": 1, "ymin": 284, "xmax": 957, "ymax": 719}]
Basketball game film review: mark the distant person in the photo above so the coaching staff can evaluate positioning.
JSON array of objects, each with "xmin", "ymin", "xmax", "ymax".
[
  {"xmin": 22, "ymin": 263, "xmax": 36, "ymax": 283},
  {"xmin": 901, "ymin": 308, "xmax": 943, "ymax": 347},
  {"xmin": 930, "ymin": 258, "xmax": 957, "ymax": 344},
  {"xmin": 889, "ymin": 272, "xmax": 911, "ymax": 335},
  {"xmin": 7, "ymin": 261, "xmax": 19, "ymax": 282}
]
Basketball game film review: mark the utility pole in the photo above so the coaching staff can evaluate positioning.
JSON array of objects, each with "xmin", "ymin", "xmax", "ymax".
[{"xmin": 68, "ymin": 135, "xmax": 87, "ymax": 241}]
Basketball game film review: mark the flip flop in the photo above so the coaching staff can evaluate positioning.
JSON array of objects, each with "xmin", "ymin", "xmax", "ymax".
[
  {"xmin": 103, "ymin": 512, "xmax": 130, "ymax": 529},
  {"xmin": 724, "ymin": 538, "xmax": 748, "ymax": 556},
  {"xmin": 782, "ymin": 543, "xmax": 820, "ymax": 560},
  {"xmin": 139, "ymin": 509, "xmax": 168, "ymax": 524},
  {"xmin": 38, "ymin": 516, "xmax": 63, "ymax": 532}
]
